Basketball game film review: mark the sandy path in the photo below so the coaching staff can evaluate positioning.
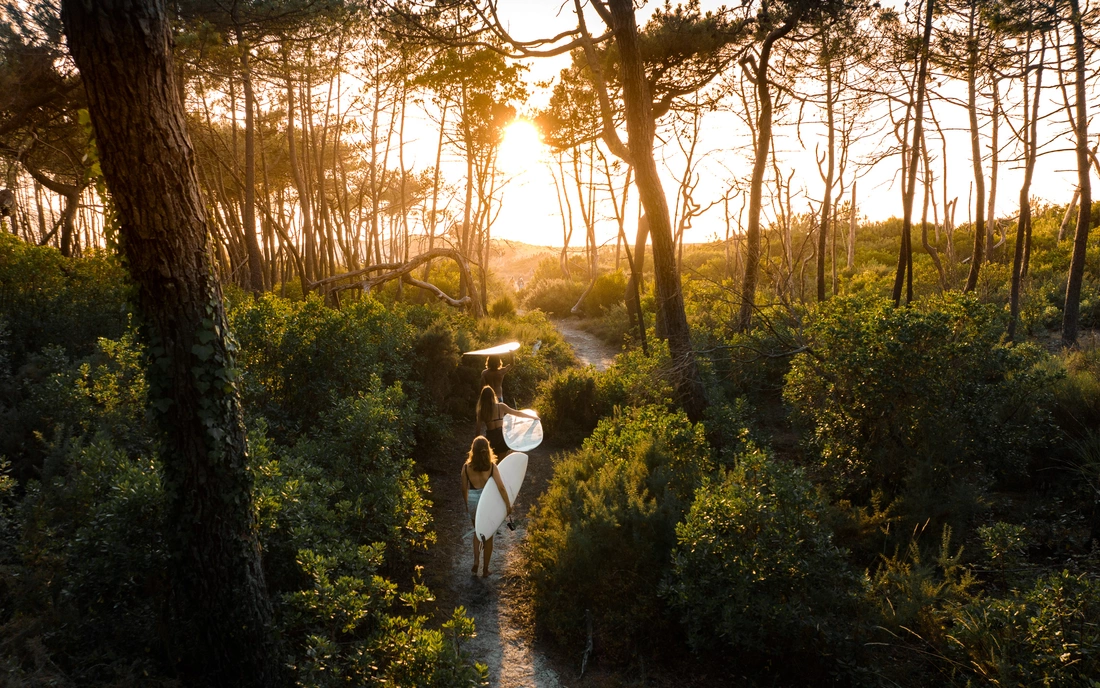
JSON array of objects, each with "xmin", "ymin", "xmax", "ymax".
[{"xmin": 419, "ymin": 322, "xmax": 620, "ymax": 687}]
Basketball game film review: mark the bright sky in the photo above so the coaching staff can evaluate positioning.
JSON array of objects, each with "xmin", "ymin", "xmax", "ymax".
[{"xmin": 399, "ymin": 0, "xmax": 1093, "ymax": 248}]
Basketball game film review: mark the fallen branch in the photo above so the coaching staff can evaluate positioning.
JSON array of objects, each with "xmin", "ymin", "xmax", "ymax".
[{"xmin": 320, "ymin": 247, "xmax": 483, "ymax": 317}]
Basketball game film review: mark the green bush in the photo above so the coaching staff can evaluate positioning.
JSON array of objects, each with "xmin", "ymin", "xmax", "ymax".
[
  {"xmin": 785, "ymin": 294, "xmax": 1057, "ymax": 527},
  {"xmin": 946, "ymin": 571, "xmax": 1100, "ymax": 687},
  {"xmin": 666, "ymin": 450, "xmax": 859, "ymax": 674},
  {"xmin": 580, "ymin": 270, "xmax": 626, "ymax": 315},
  {"xmin": 522, "ymin": 277, "xmax": 585, "ymax": 317},
  {"xmin": 523, "ymin": 405, "xmax": 712, "ymax": 659},
  {"xmin": 230, "ymin": 294, "xmax": 416, "ymax": 440},
  {"xmin": 0, "ymin": 234, "xmax": 128, "ymax": 365},
  {"xmin": 534, "ymin": 342, "xmax": 674, "ymax": 441},
  {"xmin": 488, "ymin": 295, "xmax": 516, "ymax": 318}
]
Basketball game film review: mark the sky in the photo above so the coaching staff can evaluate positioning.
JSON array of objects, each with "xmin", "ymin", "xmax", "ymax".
[{"xmin": 396, "ymin": 0, "xmax": 1092, "ymax": 249}]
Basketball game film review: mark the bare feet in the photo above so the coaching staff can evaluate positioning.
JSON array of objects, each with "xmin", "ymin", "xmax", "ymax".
[
  {"xmin": 471, "ymin": 563, "xmax": 479, "ymax": 575},
  {"xmin": 481, "ymin": 566, "xmax": 490, "ymax": 578}
]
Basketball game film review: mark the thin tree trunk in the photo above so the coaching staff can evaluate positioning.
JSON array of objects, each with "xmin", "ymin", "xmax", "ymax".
[
  {"xmin": 817, "ymin": 57, "xmax": 835, "ymax": 302},
  {"xmin": 235, "ymin": 26, "xmax": 264, "ymax": 293},
  {"xmin": 986, "ymin": 76, "xmax": 1000, "ymax": 260},
  {"xmin": 740, "ymin": 12, "xmax": 801, "ymax": 328},
  {"xmin": 847, "ymin": 180, "xmax": 857, "ymax": 268},
  {"xmin": 1010, "ymin": 37, "xmax": 1044, "ymax": 340},
  {"xmin": 894, "ymin": 0, "xmax": 933, "ymax": 304},
  {"xmin": 1063, "ymin": 0, "xmax": 1091, "ymax": 346},
  {"xmin": 963, "ymin": 0, "xmax": 987, "ymax": 293},
  {"xmin": 61, "ymin": 2, "xmax": 279, "ymax": 684}
]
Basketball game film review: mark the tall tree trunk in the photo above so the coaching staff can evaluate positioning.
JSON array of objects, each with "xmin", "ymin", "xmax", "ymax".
[
  {"xmin": 286, "ymin": 71, "xmax": 315, "ymax": 285},
  {"xmin": 235, "ymin": 26, "xmax": 264, "ymax": 293},
  {"xmin": 847, "ymin": 180, "xmax": 857, "ymax": 268},
  {"xmin": 817, "ymin": 57, "xmax": 835, "ymax": 302},
  {"xmin": 1063, "ymin": 0, "xmax": 1091, "ymax": 346},
  {"xmin": 986, "ymin": 77, "xmax": 1000, "ymax": 260},
  {"xmin": 423, "ymin": 100, "xmax": 448, "ymax": 280},
  {"xmin": 1010, "ymin": 37, "xmax": 1044, "ymax": 341},
  {"xmin": 61, "ymin": 1, "xmax": 279, "ymax": 685},
  {"xmin": 894, "ymin": 0, "xmax": 933, "ymax": 305},
  {"xmin": 739, "ymin": 13, "xmax": 800, "ymax": 328},
  {"xmin": 963, "ymin": 0, "xmax": 987, "ymax": 293},
  {"xmin": 606, "ymin": 0, "xmax": 705, "ymax": 420}
]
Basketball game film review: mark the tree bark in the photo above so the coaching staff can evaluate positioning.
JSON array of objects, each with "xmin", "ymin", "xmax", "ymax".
[
  {"xmin": 740, "ymin": 12, "xmax": 800, "ymax": 327},
  {"xmin": 235, "ymin": 25, "xmax": 265, "ymax": 293},
  {"xmin": 605, "ymin": 0, "xmax": 706, "ymax": 420},
  {"xmin": 986, "ymin": 76, "xmax": 1000, "ymax": 260},
  {"xmin": 817, "ymin": 57, "xmax": 836, "ymax": 302},
  {"xmin": 963, "ymin": 0, "xmax": 987, "ymax": 293},
  {"xmin": 1063, "ymin": 0, "xmax": 1091, "ymax": 346},
  {"xmin": 894, "ymin": 0, "xmax": 933, "ymax": 305},
  {"xmin": 847, "ymin": 179, "xmax": 857, "ymax": 268},
  {"xmin": 61, "ymin": 2, "xmax": 280, "ymax": 685},
  {"xmin": 1010, "ymin": 39, "xmax": 1043, "ymax": 341}
]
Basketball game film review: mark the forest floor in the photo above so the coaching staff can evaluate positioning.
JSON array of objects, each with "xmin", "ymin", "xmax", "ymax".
[{"xmin": 417, "ymin": 320, "xmax": 619, "ymax": 687}]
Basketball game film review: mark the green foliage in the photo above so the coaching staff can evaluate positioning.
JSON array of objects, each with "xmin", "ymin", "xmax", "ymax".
[
  {"xmin": 1, "ymin": 438, "xmax": 168, "ymax": 684},
  {"xmin": 867, "ymin": 525, "xmax": 978, "ymax": 646},
  {"xmin": 666, "ymin": 451, "xmax": 859, "ymax": 673},
  {"xmin": 533, "ymin": 341, "xmax": 673, "ymax": 440},
  {"xmin": 946, "ymin": 571, "xmax": 1100, "ymax": 687},
  {"xmin": 785, "ymin": 294, "xmax": 1057, "ymax": 527},
  {"xmin": 582, "ymin": 270, "xmax": 626, "ymax": 315},
  {"xmin": 522, "ymin": 277, "xmax": 586, "ymax": 317},
  {"xmin": 0, "ymin": 303, "xmax": 485, "ymax": 685},
  {"xmin": 282, "ymin": 549, "xmax": 487, "ymax": 688},
  {"xmin": 1050, "ymin": 344, "xmax": 1100, "ymax": 435},
  {"xmin": 260, "ymin": 382, "xmax": 434, "ymax": 576},
  {"xmin": 229, "ymin": 294, "xmax": 416, "ymax": 440},
  {"xmin": 488, "ymin": 294, "xmax": 515, "ymax": 318},
  {"xmin": 577, "ymin": 303, "xmax": 631, "ymax": 346},
  {"xmin": 524, "ymin": 406, "xmax": 712, "ymax": 659},
  {"xmin": 0, "ymin": 233, "xmax": 128, "ymax": 364}
]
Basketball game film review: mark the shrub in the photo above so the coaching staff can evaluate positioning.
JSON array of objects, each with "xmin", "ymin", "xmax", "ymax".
[
  {"xmin": 785, "ymin": 294, "xmax": 1057, "ymax": 527},
  {"xmin": 1050, "ymin": 344, "xmax": 1100, "ymax": 435},
  {"xmin": 229, "ymin": 294, "xmax": 416, "ymax": 440},
  {"xmin": 580, "ymin": 270, "xmax": 626, "ymax": 315},
  {"xmin": 0, "ymin": 233, "xmax": 128, "ymax": 365},
  {"xmin": 666, "ymin": 450, "xmax": 859, "ymax": 674},
  {"xmin": 534, "ymin": 342, "xmax": 674, "ymax": 441},
  {"xmin": 946, "ymin": 571, "xmax": 1100, "ymax": 687},
  {"xmin": 488, "ymin": 295, "xmax": 516, "ymax": 318},
  {"xmin": 522, "ymin": 278, "xmax": 585, "ymax": 317},
  {"xmin": 524, "ymin": 406, "xmax": 712, "ymax": 659}
]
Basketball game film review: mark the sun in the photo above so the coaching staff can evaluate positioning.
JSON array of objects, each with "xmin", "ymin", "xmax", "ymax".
[{"xmin": 498, "ymin": 119, "xmax": 545, "ymax": 174}]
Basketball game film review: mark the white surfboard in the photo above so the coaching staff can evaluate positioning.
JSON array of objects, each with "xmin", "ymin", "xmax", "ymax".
[
  {"xmin": 503, "ymin": 409, "xmax": 543, "ymax": 452},
  {"xmin": 474, "ymin": 452, "xmax": 528, "ymax": 542},
  {"xmin": 464, "ymin": 341, "xmax": 521, "ymax": 357}
]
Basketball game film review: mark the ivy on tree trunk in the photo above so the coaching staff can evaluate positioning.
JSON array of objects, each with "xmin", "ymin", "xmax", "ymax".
[{"xmin": 60, "ymin": 0, "xmax": 280, "ymax": 684}]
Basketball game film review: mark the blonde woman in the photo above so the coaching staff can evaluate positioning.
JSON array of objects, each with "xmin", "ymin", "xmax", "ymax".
[
  {"xmin": 462, "ymin": 436, "xmax": 511, "ymax": 577},
  {"xmin": 475, "ymin": 385, "xmax": 536, "ymax": 457}
]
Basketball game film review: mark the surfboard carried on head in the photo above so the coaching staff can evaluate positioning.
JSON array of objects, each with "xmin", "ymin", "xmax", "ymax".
[
  {"xmin": 475, "ymin": 452, "xmax": 528, "ymax": 542},
  {"xmin": 464, "ymin": 341, "xmax": 521, "ymax": 357},
  {"xmin": 503, "ymin": 409, "xmax": 543, "ymax": 452}
]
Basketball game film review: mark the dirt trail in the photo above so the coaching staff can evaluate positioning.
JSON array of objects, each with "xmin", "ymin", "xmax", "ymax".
[
  {"xmin": 551, "ymin": 319, "xmax": 616, "ymax": 371},
  {"xmin": 421, "ymin": 322, "xmax": 620, "ymax": 687}
]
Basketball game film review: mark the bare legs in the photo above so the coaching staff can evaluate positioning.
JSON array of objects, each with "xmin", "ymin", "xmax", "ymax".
[{"xmin": 471, "ymin": 535, "xmax": 495, "ymax": 577}]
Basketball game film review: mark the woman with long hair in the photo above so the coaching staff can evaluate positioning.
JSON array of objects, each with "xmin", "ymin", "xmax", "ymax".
[
  {"xmin": 480, "ymin": 353, "xmax": 512, "ymax": 401},
  {"xmin": 475, "ymin": 385, "xmax": 536, "ymax": 457},
  {"xmin": 462, "ymin": 436, "xmax": 511, "ymax": 577}
]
